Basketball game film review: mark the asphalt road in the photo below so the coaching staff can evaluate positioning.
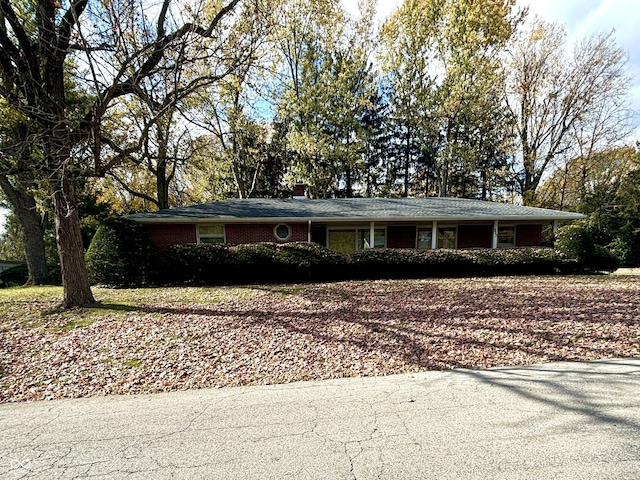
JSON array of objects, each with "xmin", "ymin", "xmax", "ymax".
[{"xmin": 1, "ymin": 359, "xmax": 639, "ymax": 479}]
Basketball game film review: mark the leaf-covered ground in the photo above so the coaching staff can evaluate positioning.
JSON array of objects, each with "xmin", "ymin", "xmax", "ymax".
[{"xmin": 1, "ymin": 277, "xmax": 639, "ymax": 403}]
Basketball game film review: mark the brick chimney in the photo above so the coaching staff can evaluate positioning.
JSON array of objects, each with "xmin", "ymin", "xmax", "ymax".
[{"xmin": 293, "ymin": 182, "xmax": 306, "ymax": 199}]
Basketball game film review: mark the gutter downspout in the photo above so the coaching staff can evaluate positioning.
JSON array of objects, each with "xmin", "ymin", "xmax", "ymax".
[
  {"xmin": 431, "ymin": 221, "xmax": 438, "ymax": 250},
  {"xmin": 369, "ymin": 222, "xmax": 375, "ymax": 249}
]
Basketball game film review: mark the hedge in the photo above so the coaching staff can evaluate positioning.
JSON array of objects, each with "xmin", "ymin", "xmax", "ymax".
[
  {"xmin": 153, "ymin": 243, "xmax": 571, "ymax": 286},
  {"xmin": 349, "ymin": 247, "xmax": 567, "ymax": 279},
  {"xmin": 158, "ymin": 242, "xmax": 346, "ymax": 285}
]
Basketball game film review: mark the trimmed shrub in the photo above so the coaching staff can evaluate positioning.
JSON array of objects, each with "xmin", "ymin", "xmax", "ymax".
[
  {"xmin": 351, "ymin": 247, "xmax": 565, "ymax": 278},
  {"xmin": 152, "ymin": 242, "xmax": 578, "ymax": 287},
  {"xmin": 85, "ymin": 218, "xmax": 156, "ymax": 287},
  {"xmin": 473, "ymin": 248, "xmax": 566, "ymax": 275},
  {"xmin": 160, "ymin": 243, "xmax": 236, "ymax": 285},
  {"xmin": 351, "ymin": 248, "xmax": 480, "ymax": 279},
  {"xmin": 270, "ymin": 242, "xmax": 347, "ymax": 282},
  {"xmin": 159, "ymin": 242, "xmax": 347, "ymax": 285},
  {"xmin": 0, "ymin": 263, "xmax": 28, "ymax": 287},
  {"xmin": 232, "ymin": 243, "xmax": 281, "ymax": 283}
]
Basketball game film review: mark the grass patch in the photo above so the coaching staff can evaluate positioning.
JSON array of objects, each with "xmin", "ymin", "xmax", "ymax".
[
  {"xmin": 58, "ymin": 318, "xmax": 95, "ymax": 331},
  {"xmin": 89, "ymin": 303, "xmax": 140, "ymax": 313},
  {"xmin": 92, "ymin": 286, "xmax": 256, "ymax": 305},
  {"xmin": 124, "ymin": 359, "xmax": 142, "ymax": 368},
  {"xmin": 0, "ymin": 285, "xmax": 257, "ymax": 325}
]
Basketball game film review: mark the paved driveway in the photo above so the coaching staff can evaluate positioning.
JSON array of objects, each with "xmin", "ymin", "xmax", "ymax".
[{"xmin": 2, "ymin": 359, "xmax": 639, "ymax": 479}]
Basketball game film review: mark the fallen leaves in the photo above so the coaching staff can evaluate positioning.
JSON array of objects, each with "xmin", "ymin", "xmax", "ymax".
[{"xmin": 1, "ymin": 276, "xmax": 639, "ymax": 402}]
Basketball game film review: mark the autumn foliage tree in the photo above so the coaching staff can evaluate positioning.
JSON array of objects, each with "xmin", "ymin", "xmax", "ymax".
[{"xmin": 0, "ymin": 0, "xmax": 250, "ymax": 307}]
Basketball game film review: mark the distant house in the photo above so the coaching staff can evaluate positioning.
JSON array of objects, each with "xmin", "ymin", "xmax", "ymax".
[
  {"xmin": 127, "ymin": 196, "xmax": 583, "ymax": 254},
  {"xmin": 0, "ymin": 260, "xmax": 23, "ymax": 273}
]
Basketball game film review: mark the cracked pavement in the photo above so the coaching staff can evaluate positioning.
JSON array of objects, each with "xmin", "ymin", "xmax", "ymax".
[{"xmin": 1, "ymin": 359, "xmax": 639, "ymax": 479}]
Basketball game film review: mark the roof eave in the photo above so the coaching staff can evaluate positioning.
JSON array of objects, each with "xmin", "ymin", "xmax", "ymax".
[{"xmin": 129, "ymin": 214, "xmax": 585, "ymax": 224}]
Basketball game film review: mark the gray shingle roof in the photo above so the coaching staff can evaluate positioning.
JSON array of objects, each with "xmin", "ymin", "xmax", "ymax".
[{"xmin": 127, "ymin": 198, "xmax": 584, "ymax": 223}]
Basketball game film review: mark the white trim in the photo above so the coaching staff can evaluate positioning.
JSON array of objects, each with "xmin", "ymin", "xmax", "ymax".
[
  {"xmin": 131, "ymin": 213, "xmax": 584, "ymax": 225},
  {"xmin": 197, "ymin": 224, "xmax": 226, "ymax": 244},
  {"xmin": 369, "ymin": 222, "xmax": 375, "ymax": 250},
  {"xmin": 274, "ymin": 223, "xmax": 292, "ymax": 241},
  {"xmin": 416, "ymin": 224, "xmax": 434, "ymax": 249},
  {"xmin": 431, "ymin": 221, "xmax": 438, "ymax": 250}
]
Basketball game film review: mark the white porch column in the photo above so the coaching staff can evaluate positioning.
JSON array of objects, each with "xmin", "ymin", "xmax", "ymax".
[
  {"xmin": 552, "ymin": 220, "xmax": 559, "ymax": 236},
  {"xmin": 492, "ymin": 220, "xmax": 499, "ymax": 249},
  {"xmin": 369, "ymin": 222, "xmax": 375, "ymax": 249},
  {"xmin": 431, "ymin": 221, "xmax": 438, "ymax": 249},
  {"xmin": 308, "ymin": 220, "xmax": 312, "ymax": 243}
]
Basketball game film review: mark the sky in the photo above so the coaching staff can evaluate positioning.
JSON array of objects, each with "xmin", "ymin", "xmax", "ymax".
[
  {"xmin": 1, "ymin": 0, "xmax": 638, "ymax": 236},
  {"xmin": 342, "ymin": 0, "xmax": 640, "ymax": 117}
]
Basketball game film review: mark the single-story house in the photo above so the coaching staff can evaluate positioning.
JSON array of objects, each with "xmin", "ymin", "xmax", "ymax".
[
  {"xmin": 0, "ymin": 260, "xmax": 23, "ymax": 273},
  {"xmin": 127, "ymin": 197, "xmax": 583, "ymax": 254}
]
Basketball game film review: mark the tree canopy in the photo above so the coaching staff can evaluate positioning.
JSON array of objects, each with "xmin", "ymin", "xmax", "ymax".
[{"xmin": 0, "ymin": 0, "xmax": 638, "ymax": 304}]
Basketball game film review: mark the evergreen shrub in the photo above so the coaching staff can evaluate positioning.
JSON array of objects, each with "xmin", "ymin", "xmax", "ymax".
[
  {"xmin": 85, "ymin": 218, "xmax": 156, "ymax": 287},
  {"xmin": 555, "ymin": 223, "xmax": 620, "ymax": 272}
]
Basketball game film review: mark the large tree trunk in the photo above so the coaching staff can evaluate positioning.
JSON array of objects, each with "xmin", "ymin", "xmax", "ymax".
[
  {"xmin": 49, "ymin": 173, "xmax": 95, "ymax": 308},
  {"xmin": 0, "ymin": 174, "xmax": 49, "ymax": 285}
]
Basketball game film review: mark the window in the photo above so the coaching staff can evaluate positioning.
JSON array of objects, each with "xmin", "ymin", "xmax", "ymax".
[
  {"xmin": 198, "ymin": 225, "xmax": 225, "ymax": 244},
  {"xmin": 328, "ymin": 228, "xmax": 386, "ymax": 253},
  {"xmin": 498, "ymin": 226, "xmax": 516, "ymax": 248},
  {"xmin": 358, "ymin": 229, "xmax": 386, "ymax": 250},
  {"xmin": 274, "ymin": 224, "xmax": 292, "ymax": 241},
  {"xmin": 437, "ymin": 227, "xmax": 457, "ymax": 249},
  {"xmin": 417, "ymin": 228, "xmax": 433, "ymax": 249},
  {"xmin": 328, "ymin": 230, "xmax": 357, "ymax": 254}
]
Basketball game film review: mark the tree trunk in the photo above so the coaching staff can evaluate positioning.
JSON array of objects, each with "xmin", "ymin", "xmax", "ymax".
[
  {"xmin": 0, "ymin": 174, "xmax": 49, "ymax": 285},
  {"xmin": 49, "ymin": 173, "xmax": 95, "ymax": 308}
]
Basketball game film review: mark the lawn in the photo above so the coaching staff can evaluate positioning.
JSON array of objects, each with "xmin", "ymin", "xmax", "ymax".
[{"xmin": 1, "ymin": 276, "xmax": 639, "ymax": 402}]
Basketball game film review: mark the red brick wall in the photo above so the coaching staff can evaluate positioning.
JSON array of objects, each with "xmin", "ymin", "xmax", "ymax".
[
  {"xmin": 145, "ymin": 224, "xmax": 197, "ymax": 250},
  {"xmin": 387, "ymin": 226, "xmax": 417, "ymax": 248},
  {"xmin": 516, "ymin": 224, "xmax": 543, "ymax": 247},
  {"xmin": 225, "ymin": 223, "xmax": 308, "ymax": 245},
  {"xmin": 458, "ymin": 225, "xmax": 492, "ymax": 249}
]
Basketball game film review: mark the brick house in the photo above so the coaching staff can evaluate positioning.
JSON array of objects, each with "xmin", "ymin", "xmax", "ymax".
[{"xmin": 127, "ymin": 197, "xmax": 583, "ymax": 254}]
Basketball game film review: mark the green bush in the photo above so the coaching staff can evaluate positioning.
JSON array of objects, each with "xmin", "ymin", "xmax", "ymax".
[
  {"xmin": 0, "ymin": 263, "xmax": 28, "ymax": 286},
  {"xmin": 85, "ymin": 218, "xmax": 156, "ymax": 287},
  {"xmin": 160, "ymin": 242, "xmax": 346, "ymax": 285},
  {"xmin": 608, "ymin": 231, "xmax": 640, "ymax": 267},
  {"xmin": 351, "ymin": 248, "xmax": 565, "ymax": 278},
  {"xmin": 590, "ymin": 245, "xmax": 620, "ymax": 273},
  {"xmin": 160, "ymin": 243, "xmax": 236, "ymax": 285},
  {"xmin": 270, "ymin": 242, "xmax": 347, "ymax": 282},
  {"xmin": 555, "ymin": 223, "xmax": 596, "ymax": 262},
  {"xmin": 152, "ymin": 242, "xmax": 584, "ymax": 286},
  {"xmin": 555, "ymin": 223, "xmax": 620, "ymax": 272}
]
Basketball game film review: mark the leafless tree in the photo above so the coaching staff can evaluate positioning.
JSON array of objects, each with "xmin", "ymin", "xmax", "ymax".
[{"xmin": 504, "ymin": 19, "xmax": 633, "ymax": 205}]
